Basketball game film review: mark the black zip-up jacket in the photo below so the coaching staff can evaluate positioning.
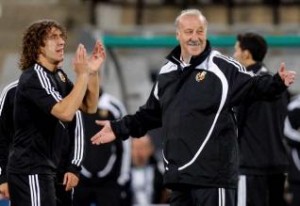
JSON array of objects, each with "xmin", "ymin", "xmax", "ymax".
[
  {"xmin": 111, "ymin": 41, "xmax": 287, "ymax": 189},
  {"xmin": 0, "ymin": 80, "xmax": 18, "ymax": 184},
  {"xmin": 284, "ymin": 95, "xmax": 300, "ymax": 184},
  {"xmin": 7, "ymin": 64, "xmax": 84, "ymax": 176},
  {"xmin": 79, "ymin": 92, "xmax": 130, "ymax": 186},
  {"xmin": 237, "ymin": 63, "xmax": 289, "ymax": 175}
]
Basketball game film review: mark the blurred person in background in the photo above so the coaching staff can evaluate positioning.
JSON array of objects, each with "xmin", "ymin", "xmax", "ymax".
[
  {"xmin": 6, "ymin": 19, "xmax": 105, "ymax": 206},
  {"xmin": 233, "ymin": 32, "xmax": 289, "ymax": 206},
  {"xmin": 284, "ymin": 94, "xmax": 300, "ymax": 206},
  {"xmin": 73, "ymin": 87, "xmax": 131, "ymax": 206},
  {"xmin": 130, "ymin": 134, "xmax": 169, "ymax": 205},
  {"xmin": 90, "ymin": 9, "xmax": 295, "ymax": 206}
]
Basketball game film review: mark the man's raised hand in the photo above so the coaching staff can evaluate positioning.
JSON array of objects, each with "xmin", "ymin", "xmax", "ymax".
[
  {"xmin": 91, "ymin": 120, "xmax": 116, "ymax": 145},
  {"xmin": 278, "ymin": 62, "xmax": 296, "ymax": 86},
  {"xmin": 88, "ymin": 41, "xmax": 106, "ymax": 75}
]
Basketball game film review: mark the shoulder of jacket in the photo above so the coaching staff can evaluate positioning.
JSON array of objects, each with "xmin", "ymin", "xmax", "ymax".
[
  {"xmin": 256, "ymin": 66, "xmax": 269, "ymax": 75},
  {"xmin": 159, "ymin": 61, "xmax": 178, "ymax": 75},
  {"xmin": 98, "ymin": 93, "xmax": 127, "ymax": 118},
  {"xmin": 0, "ymin": 80, "xmax": 19, "ymax": 116},
  {"xmin": 288, "ymin": 95, "xmax": 300, "ymax": 111}
]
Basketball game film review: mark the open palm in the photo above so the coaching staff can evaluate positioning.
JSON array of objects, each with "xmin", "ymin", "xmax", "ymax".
[
  {"xmin": 91, "ymin": 120, "xmax": 116, "ymax": 145},
  {"xmin": 88, "ymin": 41, "xmax": 106, "ymax": 74}
]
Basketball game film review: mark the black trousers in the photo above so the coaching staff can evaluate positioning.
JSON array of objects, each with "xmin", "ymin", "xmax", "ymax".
[
  {"xmin": 289, "ymin": 183, "xmax": 300, "ymax": 206},
  {"xmin": 170, "ymin": 187, "xmax": 236, "ymax": 206},
  {"xmin": 8, "ymin": 173, "xmax": 56, "ymax": 206},
  {"xmin": 73, "ymin": 182, "xmax": 121, "ymax": 206},
  {"xmin": 237, "ymin": 173, "xmax": 286, "ymax": 206},
  {"xmin": 55, "ymin": 183, "xmax": 73, "ymax": 206}
]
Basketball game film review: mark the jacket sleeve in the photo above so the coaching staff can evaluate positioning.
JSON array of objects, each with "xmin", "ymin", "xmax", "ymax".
[
  {"xmin": 65, "ymin": 110, "xmax": 85, "ymax": 176},
  {"xmin": 224, "ymin": 60, "xmax": 287, "ymax": 105},
  {"xmin": 0, "ymin": 98, "xmax": 10, "ymax": 184},
  {"xmin": 284, "ymin": 95, "xmax": 300, "ymax": 147},
  {"xmin": 111, "ymin": 83, "xmax": 162, "ymax": 140},
  {"xmin": 0, "ymin": 83, "xmax": 17, "ymax": 184},
  {"xmin": 250, "ymin": 73, "xmax": 287, "ymax": 99}
]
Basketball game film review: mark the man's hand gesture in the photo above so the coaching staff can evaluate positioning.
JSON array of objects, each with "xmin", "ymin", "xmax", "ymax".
[
  {"xmin": 91, "ymin": 120, "xmax": 116, "ymax": 145},
  {"xmin": 63, "ymin": 172, "xmax": 79, "ymax": 191},
  {"xmin": 278, "ymin": 62, "xmax": 296, "ymax": 86},
  {"xmin": 0, "ymin": 182, "xmax": 9, "ymax": 199},
  {"xmin": 88, "ymin": 41, "xmax": 106, "ymax": 75}
]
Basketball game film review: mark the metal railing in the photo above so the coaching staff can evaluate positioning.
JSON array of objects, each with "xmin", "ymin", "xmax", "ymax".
[{"xmin": 102, "ymin": 34, "xmax": 300, "ymax": 48}]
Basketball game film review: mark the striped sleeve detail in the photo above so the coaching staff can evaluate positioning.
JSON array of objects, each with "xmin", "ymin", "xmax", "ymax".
[
  {"xmin": 29, "ymin": 174, "xmax": 41, "ymax": 206},
  {"xmin": 153, "ymin": 82, "xmax": 159, "ymax": 100},
  {"xmin": 118, "ymin": 138, "xmax": 131, "ymax": 185},
  {"xmin": 34, "ymin": 64, "xmax": 62, "ymax": 102},
  {"xmin": 284, "ymin": 117, "xmax": 300, "ymax": 142},
  {"xmin": 291, "ymin": 149, "xmax": 300, "ymax": 171},
  {"xmin": 72, "ymin": 111, "xmax": 85, "ymax": 166},
  {"xmin": 288, "ymin": 95, "xmax": 300, "ymax": 110},
  {"xmin": 0, "ymin": 80, "xmax": 18, "ymax": 116},
  {"xmin": 218, "ymin": 188, "xmax": 226, "ymax": 206},
  {"xmin": 284, "ymin": 95, "xmax": 300, "ymax": 142},
  {"xmin": 237, "ymin": 175, "xmax": 247, "ymax": 206},
  {"xmin": 98, "ymin": 93, "xmax": 127, "ymax": 118},
  {"xmin": 217, "ymin": 54, "xmax": 252, "ymax": 76},
  {"xmin": 159, "ymin": 61, "xmax": 178, "ymax": 75}
]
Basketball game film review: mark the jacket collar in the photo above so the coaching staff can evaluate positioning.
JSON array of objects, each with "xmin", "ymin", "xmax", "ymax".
[{"xmin": 246, "ymin": 62, "xmax": 265, "ymax": 74}]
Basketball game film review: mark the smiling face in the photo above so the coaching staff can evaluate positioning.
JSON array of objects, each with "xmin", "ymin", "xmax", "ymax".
[
  {"xmin": 38, "ymin": 27, "xmax": 66, "ymax": 70},
  {"xmin": 176, "ymin": 13, "xmax": 207, "ymax": 60}
]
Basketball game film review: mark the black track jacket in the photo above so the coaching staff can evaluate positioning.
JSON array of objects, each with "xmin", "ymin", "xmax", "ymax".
[
  {"xmin": 80, "ymin": 92, "xmax": 131, "ymax": 186},
  {"xmin": 237, "ymin": 63, "xmax": 289, "ymax": 175},
  {"xmin": 284, "ymin": 95, "xmax": 300, "ymax": 184},
  {"xmin": 0, "ymin": 80, "xmax": 18, "ymax": 183},
  {"xmin": 6, "ymin": 64, "xmax": 84, "ymax": 176},
  {"xmin": 111, "ymin": 42, "xmax": 287, "ymax": 189}
]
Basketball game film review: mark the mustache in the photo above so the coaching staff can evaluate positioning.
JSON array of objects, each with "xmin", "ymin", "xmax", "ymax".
[{"xmin": 187, "ymin": 40, "xmax": 201, "ymax": 46}]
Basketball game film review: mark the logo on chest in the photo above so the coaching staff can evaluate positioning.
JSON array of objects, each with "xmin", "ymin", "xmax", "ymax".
[
  {"xmin": 57, "ymin": 71, "xmax": 66, "ymax": 83},
  {"xmin": 195, "ymin": 71, "xmax": 207, "ymax": 82},
  {"xmin": 98, "ymin": 109, "xmax": 109, "ymax": 118}
]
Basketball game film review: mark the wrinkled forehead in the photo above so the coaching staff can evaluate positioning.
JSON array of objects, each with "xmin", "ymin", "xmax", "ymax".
[{"xmin": 178, "ymin": 15, "xmax": 207, "ymax": 29}]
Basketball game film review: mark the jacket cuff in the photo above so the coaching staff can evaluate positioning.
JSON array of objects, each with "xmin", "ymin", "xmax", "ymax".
[
  {"xmin": 0, "ymin": 175, "xmax": 7, "ymax": 184},
  {"xmin": 66, "ymin": 164, "xmax": 81, "ymax": 178},
  {"xmin": 111, "ymin": 120, "xmax": 130, "ymax": 140},
  {"xmin": 274, "ymin": 73, "xmax": 288, "ymax": 90}
]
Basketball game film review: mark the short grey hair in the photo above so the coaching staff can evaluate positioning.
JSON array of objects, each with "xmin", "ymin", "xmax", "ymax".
[{"xmin": 175, "ymin": 9, "xmax": 208, "ymax": 29}]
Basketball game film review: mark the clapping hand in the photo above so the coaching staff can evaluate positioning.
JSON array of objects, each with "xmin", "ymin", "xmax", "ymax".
[
  {"xmin": 73, "ymin": 44, "xmax": 89, "ymax": 75},
  {"xmin": 88, "ymin": 41, "xmax": 106, "ymax": 75}
]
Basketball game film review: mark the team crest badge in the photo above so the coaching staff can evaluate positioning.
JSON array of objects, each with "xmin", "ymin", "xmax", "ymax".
[
  {"xmin": 98, "ymin": 109, "xmax": 109, "ymax": 118},
  {"xmin": 58, "ymin": 71, "xmax": 66, "ymax": 83},
  {"xmin": 195, "ymin": 71, "xmax": 207, "ymax": 82}
]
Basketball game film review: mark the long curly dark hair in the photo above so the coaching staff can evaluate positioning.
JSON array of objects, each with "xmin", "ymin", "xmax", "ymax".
[{"xmin": 19, "ymin": 19, "xmax": 67, "ymax": 71}]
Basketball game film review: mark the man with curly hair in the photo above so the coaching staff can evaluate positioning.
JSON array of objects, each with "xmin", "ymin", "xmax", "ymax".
[
  {"xmin": 0, "ymin": 80, "xmax": 85, "ymax": 206},
  {"xmin": 5, "ymin": 19, "xmax": 106, "ymax": 206}
]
